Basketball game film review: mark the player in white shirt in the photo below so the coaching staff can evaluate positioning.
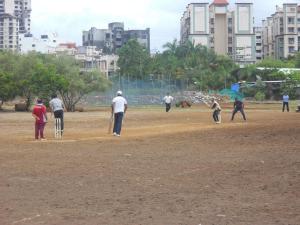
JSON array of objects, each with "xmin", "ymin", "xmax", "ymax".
[
  {"xmin": 49, "ymin": 94, "xmax": 65, "ymax": 135},
  {"xmin": 111, "ymin": 91, "xmax": 127, "ymax": 137},
  {"xmin": 163, "ymin": 93, "xmax": 174, "ymax": 112},
  {"xmin": 210, "ymin": 98, "xmax": 222, "ymax": 124}
]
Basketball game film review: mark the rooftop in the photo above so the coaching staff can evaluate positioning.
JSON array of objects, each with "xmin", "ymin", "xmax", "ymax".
[{"xmin": 212, "ymin": 0, "xmax": 229, "ymax": 5}]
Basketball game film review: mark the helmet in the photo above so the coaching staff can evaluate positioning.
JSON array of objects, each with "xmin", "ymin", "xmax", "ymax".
[{"xmin": 117, "ymin": 90, "xmax": 122, "ymax": 96}]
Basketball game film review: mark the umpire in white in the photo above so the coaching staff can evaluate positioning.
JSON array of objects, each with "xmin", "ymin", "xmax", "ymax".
[{"xmin": 111, "ymin": 91, "xmax": 127, "ymax": 137}]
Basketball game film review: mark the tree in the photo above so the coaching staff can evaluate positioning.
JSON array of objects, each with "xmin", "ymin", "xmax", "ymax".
[
  {"xmin": 295, "ymin": 52, "xmax": 300, "ymax": 68},
  {"xmin": 117, "ymin": 39, "xmax": 151, "ymax": 81},
  {"xmin": 50, "ymin": 56, "xmax": 111, "ymax": 111},
  {"xmin": 0, "ymin": 72, "xmax": 16, "ymax": 109}
]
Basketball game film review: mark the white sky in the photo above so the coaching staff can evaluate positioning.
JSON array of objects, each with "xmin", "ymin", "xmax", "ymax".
[{"xmin": 31, "ymin": 0, "xmax": 299, "ymax": 52}]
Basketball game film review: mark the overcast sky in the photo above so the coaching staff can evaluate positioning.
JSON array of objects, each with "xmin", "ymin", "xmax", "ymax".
[{"xmin": 31, "ymin": 0, "xmax": 299, "ymax": 52}]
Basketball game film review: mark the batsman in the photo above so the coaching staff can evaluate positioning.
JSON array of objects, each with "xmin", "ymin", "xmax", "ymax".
[{"xmin": 111, "ymin": 90, "xmax": 127, "ymax": 137}]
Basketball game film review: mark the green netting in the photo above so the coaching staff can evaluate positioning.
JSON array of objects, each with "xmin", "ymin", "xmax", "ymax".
[{"xmin": 219, "ymin": 89, "xmax": 244, "ymax": 100}]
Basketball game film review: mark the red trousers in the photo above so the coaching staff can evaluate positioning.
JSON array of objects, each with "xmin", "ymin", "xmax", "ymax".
[{"xmin": 35, "ymin": 122, "xmax": 46, "ymax": 139}]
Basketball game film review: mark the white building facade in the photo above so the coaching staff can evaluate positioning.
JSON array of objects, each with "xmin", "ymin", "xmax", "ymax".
[
  {"xmin": 0, "ymin": 0, "xmax": 31, "ymax": 51},
  {"xmin": 180, "ymin": 0, "xmax": 256, "ymax": 65},
  {"xmin": 262, "ymin": 3, "xmax": 300, "ymax": 59}
]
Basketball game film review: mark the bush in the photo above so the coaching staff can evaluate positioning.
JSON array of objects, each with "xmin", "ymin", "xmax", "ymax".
[{"xmin": 254, "ymin": 91, "xmax": 266, "ymax": 101}]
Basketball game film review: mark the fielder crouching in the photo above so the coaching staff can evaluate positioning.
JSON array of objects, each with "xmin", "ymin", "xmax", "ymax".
[{"xmin": 111, "ymin": 91, "xmax": 127, "ymax": 137}]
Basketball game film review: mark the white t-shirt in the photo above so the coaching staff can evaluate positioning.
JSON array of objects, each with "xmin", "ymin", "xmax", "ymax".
[
  {"xmin": 212, "ymin": 100, "xmax": 221, "ymax": 110},
  {"xmin": 283, "ymin": 95, "xmax": 289, "ymax": 103},
  {"xmin": 163, "ymin": 95, "xmax": 174, "ymax": 104},
  {"xmin": 112, "ymin": 96, "xmax": 127, "ymax": 113},
  {"xmin": 49, "ymin": 98, "xmax": 64, "ymax": 112}
]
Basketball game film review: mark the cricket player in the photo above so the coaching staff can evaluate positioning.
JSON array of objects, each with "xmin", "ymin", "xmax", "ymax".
[
  {"xmin": 32, "ymin": 98, "xmax": 48, "ymax": 140},
  {"xmin": 282, "ymin": 93, "xmax": 289, "ymax": 112},
  {"xmin": 163, "ymin": 93, "xmax": 174, "ymax": 112},
  {"xmin": 111, "ymin": 90, "xmax": 127, "ymax": 137},
  {"xmin": 211, "ymin": 98, "xmax": 221, "ymax": 124},
  {"xmin": 231, "ymin": 98, "xmax": 246, "ymax": 121},
  {"xmin": 49, "ymin": 94, "xmax": 65, "ymax": 136},
  {"xmin": 297, "ymin": 100, "xmax": 300, "ymax": 112}
]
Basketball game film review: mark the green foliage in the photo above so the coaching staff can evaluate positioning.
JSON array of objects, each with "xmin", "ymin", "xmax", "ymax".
[
  {"xmin": 0, "ymin": 72, "xmax": 16, "ymax": 107},
  {"xmin": 0, "ymin": 52, "xmax": 111, "ymax": 111},
  {"xmin": 117, "ymin": 39, "xmax": 151, "ymax": 80},
  {"xmin": 257, "ymin": 57, "xmax": 295, "ymax": 68},
  {"xmin": 254, "ymin": 91, "xmax": 266, "ymax": 101},
  {"xmin": 295, "ymin": 52, "xmax": 300, "ymax": 68},
  {"xmin": 116, "ymin": 39, "xmax": 238, "ymax": 91}
]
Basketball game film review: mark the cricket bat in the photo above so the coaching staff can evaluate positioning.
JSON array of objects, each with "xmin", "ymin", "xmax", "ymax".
[{"xmin": 108, "ymin": 114, "xmax": 113, "ymax": 134}]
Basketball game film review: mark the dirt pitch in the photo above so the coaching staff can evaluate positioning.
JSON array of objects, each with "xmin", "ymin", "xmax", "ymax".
[{"xmin": 0, "ymin": 104, "xmax": 299, "ymax": 225}]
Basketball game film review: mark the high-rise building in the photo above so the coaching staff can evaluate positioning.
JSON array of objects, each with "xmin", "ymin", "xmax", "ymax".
[
  {"xmin": 82, "ymin": 27, "xmax": 112, "ymax": 53},
  {"xmin": 180, "ymin": 0, "xmax": 256, "ymax": 65},
  {"xmin": 83, "ymin": 23, "xmax": 150, "ymax": 54},
  {"xmin": 262, "ymin": 3, "xmax": 300, "ymax": 59},
  {"xmin": 254, "ymin": 27, "xmax": 263, "ymax": 61},
  {"xmin": 0, "ymin": 0, "xmax": 31, "ymax": 51},
  {"xmin": 123, "ymin": 28, "xmax": 150, "ymax": 52},
  {"xmin": 109, "ymin": 22, "xmax": 124, "ymax": 53}
]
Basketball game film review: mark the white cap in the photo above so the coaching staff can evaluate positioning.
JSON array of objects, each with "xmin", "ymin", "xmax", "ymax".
[{"xmin": 117, "ymin": 90, "xmax": 122, "ymax": 96}]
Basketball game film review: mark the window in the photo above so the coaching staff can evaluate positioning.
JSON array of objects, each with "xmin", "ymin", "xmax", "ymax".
[
  {"xmin": 256, "ymin": 43, "xmax": 262, "ymax": 46},
  {"xmin": 228, "ymin": 37, "xmax": 232, "ymax": 44},
  {"xmin": 228, "ymin": 47, "xmax": 232, "ymax": 53},
  {"xmin": 298, "ymin": 18, "xmax": 300, "ymax": 23},
  {"xmin": 210, "ymin": 18, "xmax": 214, "ymax": 25},
  {"xmin": 288, "ymin": 27, "xmax": 295, "ymax": 33},
  {"xmin": 288, "ymin": 46, "xmax": 295, "ymax": 53},
  {"xmin": 228, "ymin": 27, "xmax": 232, "ymax": 33},
  {"xmin": 32, "ymin": 44, "xmax": 36, "ymax": 47},
  {"xmin": 288, "ymin": 38, "xmax": 294, "ymax": 44},
  {"xmin": 228, "ymin": 18, "xmax": 232, "ymax": 24},
  {"xmin": 280, "ymin": 28, "xmax": 284, "ymax": 33},
  {"xmin": 210, "ymin": 28, "xmax": 214, "ymax": 33},
  {"xmin": 288, "ymin": 17, "xmax": 295, "ymax": 24}
]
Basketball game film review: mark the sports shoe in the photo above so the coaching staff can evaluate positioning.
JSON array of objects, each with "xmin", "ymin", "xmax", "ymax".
[{"xmin": 113, "ymin": 132, "xmax": 117, "ymax": 136}]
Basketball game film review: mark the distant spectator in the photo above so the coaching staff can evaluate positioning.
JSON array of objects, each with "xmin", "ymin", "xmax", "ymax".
[{"xmin": 282, "ymin": 93, "xmax": 289, "ymax": 112}]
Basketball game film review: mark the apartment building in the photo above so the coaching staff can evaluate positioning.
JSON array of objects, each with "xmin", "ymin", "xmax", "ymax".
[
  {"xmin": 0, "ymin": 0, "xmax": 31, "ymax": 51},
  {"xmin": 254, "ymin": 27, "xmax": 263, "ymax": 61},
  {"xmin": 83, "ymin": 23, "xmax": 150, "ymax": 54},
  {"xmin": 180, "ymin": 0, "xmax": 256, "ymax": 65},
  {"xmin": 19, "ymin": 33, "xmax": 60, "ymax": 54},
  {"xmin": 262, "ymin": 3, "xmax": 300, "ymax": 59}
]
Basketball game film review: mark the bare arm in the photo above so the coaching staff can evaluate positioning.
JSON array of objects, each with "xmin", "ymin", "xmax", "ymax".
[
  {"xmin": 32, "ymin": 113, "xmax": 39, "ymax": 121},
  {"xmin": 111, "ymin": 103, "xmax": 114, "ymax": 115},
  {"xmin": 124, "ymin": 104, "xmax": 128, "ymax": 114}
]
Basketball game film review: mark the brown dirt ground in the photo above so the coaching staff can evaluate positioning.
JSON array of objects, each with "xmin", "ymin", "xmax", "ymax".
[{"xmin": 0, "ymin": 104, "xmax": 299, "ymax": 225}]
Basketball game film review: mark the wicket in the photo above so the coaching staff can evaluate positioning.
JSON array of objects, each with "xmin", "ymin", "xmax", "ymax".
[{"xmin": 55, "ymin": 118, "xmax": 62, "ymax": 139}]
